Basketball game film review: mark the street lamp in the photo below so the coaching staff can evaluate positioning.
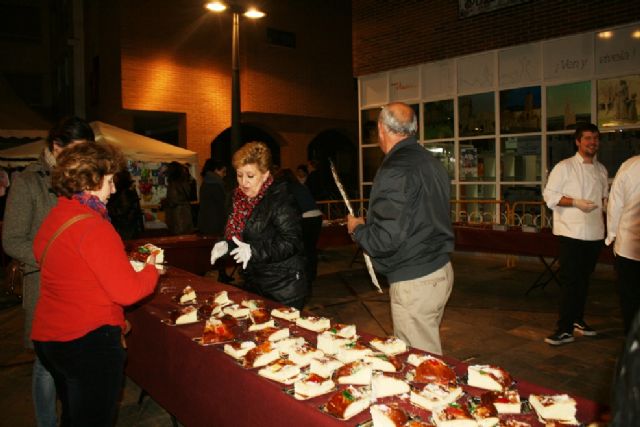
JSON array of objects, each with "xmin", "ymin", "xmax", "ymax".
[{"xmin": 205, "ymin": 1, "xmax": 265, "ymax": 155}]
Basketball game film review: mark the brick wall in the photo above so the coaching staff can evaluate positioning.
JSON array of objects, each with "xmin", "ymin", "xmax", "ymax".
[
  {"xmin": 86, "ymin": 0, "xmax": 357, "ymax": 170},
  {"xmin": 353, "ymin": 0, "xmax": 640, "ymax": 76}
]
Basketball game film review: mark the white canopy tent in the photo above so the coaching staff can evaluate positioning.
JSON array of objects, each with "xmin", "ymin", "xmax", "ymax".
[{"xmin": 0, "ymin": 121, "xmax": 198, "ymax": 169}]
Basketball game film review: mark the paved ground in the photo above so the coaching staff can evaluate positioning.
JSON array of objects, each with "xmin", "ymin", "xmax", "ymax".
[{"xmin": 0, "ymin": 245, "xmax": 625, "ymax": 426}]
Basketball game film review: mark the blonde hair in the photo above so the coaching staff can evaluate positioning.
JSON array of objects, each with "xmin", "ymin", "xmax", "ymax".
[{"xmin": 232, "ymin": 141, "xmax": 272, "ymax": 173}]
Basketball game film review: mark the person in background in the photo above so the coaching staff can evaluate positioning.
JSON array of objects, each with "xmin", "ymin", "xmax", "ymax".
[
  {"xmin": 197, "ymin": 159, "xmax": 228, "ymax": 236},
  {"xmin": 347, "ymin": 102, "xmax": 454, "ymax": 355},
  {"xmin": 277, "ymin": 168, "xmax": 323, "ymax": 296},
  {"xmin": 305, "ymin": 159, "xmax": 328, "ymax": 201},
  {"xmin": 32, "ymin": 142, "xmax": 158, "ymax": 427},
  {"xmin": 296, "ymin": 164, "xmax": 308, "ymax": 184},
  {"xmin": 107, "ymin": 169, "xmax": 144, "ymax": 241},
  {"xmin": 2, "ymin": 116, "xmax": 94, "ymax": 427},
  {"xmin": 606, "ymin": 154, "xmax": 640, "ymax": 333},
  {"xmin": 163, "ymin": 161, "xmax": 194, "ymax": 235},
  {"xmin": 542, "ymin": 123, "xmax": 608, "ymax": 345},
  {"xmin": 210, "ymin": 142, "xmax": 308, "ymax": 309},
  {"xmin": 197, "ymin": 159, "xmax": 233, "ymax": 283}
]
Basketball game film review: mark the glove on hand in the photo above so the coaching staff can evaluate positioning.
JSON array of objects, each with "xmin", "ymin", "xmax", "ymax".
[
  {"xmin": 230, "ymin": 236, "xmax": 252, "ymax": 270},
  {"xmin": 210, "ymin": 241, "xmax": 229, "ymax": 265},
  {"xmin": 572, "ymin": 199, "xmax": 597, "ymax": 213}
]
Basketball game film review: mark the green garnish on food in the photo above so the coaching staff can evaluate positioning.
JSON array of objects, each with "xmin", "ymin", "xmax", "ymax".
[
  {"xmin": 449, "ymin": 402, "xmax": 460, "ymax": 408},
  {"xmin": 342, "ymin": 390, "xmax": 354, "ymax": 401},
  {"xmin": 345, "ymin": 342, "xmax": 356, "ymax": 349},
  {"xmin": 375, "ymin": 354, "xmax": 388, "ymax": 360},
  {"xmin": 138, "ymin": 246, "xmax": 151, "ymax": 254},
  {"xmin": 330, "ymin": 328, "xmax": 337, "ymax": 334}
]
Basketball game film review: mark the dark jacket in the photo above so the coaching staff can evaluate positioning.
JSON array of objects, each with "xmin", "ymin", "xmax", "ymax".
[
  {"xmin": 227, "ymin": 178, "xmax": 307, "ymax": 307},
  {"xmin": 197, "ymin": 171, "xmax": 227, "ymax": 235},
  {"xmin": 353, "ymin": 136, "xmax": 454, "ymax": 283}
]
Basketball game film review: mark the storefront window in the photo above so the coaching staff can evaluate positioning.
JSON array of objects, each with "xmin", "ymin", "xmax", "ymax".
[
  {"xmin": 501, "ymin": 185, "xmax": 547, "ymax": 226},
  {"xmin": 459, "ymin": 138, "xmax": 496, "ymax": 181},
  {"xmin": 597, "ymin": 75, "xmax": 640, "ymax": 129},
  {"xmin": 455, "ymin": 184, "xmax": 497, "ymax": 223},
  {"xmin": 459, "ymin": 92, "xmax": 495, "ymax": 137},
  {"xmin": 547, "ymin": 133, "xmax": 575, "ymax": 173},
  {"xmin": 599, "ymin": 130, "xmax": 640, "ymax": 177},
  {"xmin": 547, "ymin": 81, "xmax": 591, "ymax": 131},
  {"xmin": 500, "ymin": 86, "xmax": 541, "ymax": 134},
  {"xmin": 424, "ymin": 99, "xmax": 454, "ymax": 140},
  {"xmin": 361, "ymin": 108, "xmax": 380, "ymax": 146},
  {"xmin": 501, "ymin": 136, "xmax": 541, "ymax": 181},
  {"xmin": 424, "ymin": 142, "xmax": 455, "ymax": 179},
  {"xmin": 362, "ymin": 146, "xmax": 384, "ymax": 182}
]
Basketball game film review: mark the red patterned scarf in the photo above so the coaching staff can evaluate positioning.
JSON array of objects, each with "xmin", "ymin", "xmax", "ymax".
[
  {"xmin": 73, "ymin": 192, "xmax": 110, "ymax": 221},
  {"xmin": 224, "ymin": 175, "xmax": 273, "ymax": 241}
]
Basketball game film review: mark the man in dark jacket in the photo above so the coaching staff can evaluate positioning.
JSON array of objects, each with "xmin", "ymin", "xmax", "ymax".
[{"xmin": 347, "ymin": 102, "xmax": 454, "ymax": 355}]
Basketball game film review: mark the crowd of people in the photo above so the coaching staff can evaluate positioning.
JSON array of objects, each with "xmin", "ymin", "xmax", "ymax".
[{"xmin": 1, "ymin": 105, "xmax": 639, "ymax": 425}]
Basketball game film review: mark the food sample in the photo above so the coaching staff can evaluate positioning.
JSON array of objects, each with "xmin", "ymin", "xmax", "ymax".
[
  {"xmin": 248, "ymin": 319, "xmax": 275, "ymax": 332},
  {"xmin": 270, "ymin": 307, "xmax": 301, "ymax": 321},
  {"xmin": 258, "ymin": 359, "xmax": 301, "ymax": 384},
  {"xmin": 243, "ymin": 341, "xmax": 280, "ymax": 368},
  {"xmin": 212, "ymin": 290, "xmax": 231, "ymax": 306},
  {"xmin": 272, "ymin": 336, "xmax": 307, "ymax": 355},
  {"xmin": 363, "ymin": 353, "xmax": 403, "ymax": 373},
  {"xmin": 249, "ymin": 308, "xmax": 270, "ymax": 324},
  {"xmin": 431, "ymin": 403, "xmax": 476, "ymax": 427},
  {"xmin": 411, "ymin": 356, "xmax": 457, "ymax": 385},
  {"xmin": 175, "ymin": 285, "xmax": 196, "ymax": 304},
  {"xmin": 222, "ymin": 304, "xmax": 250, "ymax": 318},
  {"xmin": 369, "ymin": 336, "xmax": 407, "ymax": 356},
  {"xmin": 371, "ymin": 373, "xmax": 410, "ymax": 399},
  {"xmin": 528, "ymin": 394, "xmax": 578, "ymax": 425},
  {"xmin": 288, "ymin": 344, "xmax": 325, "ymax": 367},
  {"xmin": 241, "ymin": 299, "xmax": 264, "ymax": 310},
  {"xmin": 223, "ymin": 341, "xmax": 257, "ymax": 359},
  {"xmin": 296, "ymin": 316, "xmax": 331, "ymax": 332},
  {"xmin": 202, "ymin": 318, "xmax": 235, "ymax": 343},
  {"xmin": 317, "ymin": 331, "xmax": 352, "ymax": 355},
  {"xmin": 467, "ymin": 365, "xmax": 514, "ymax": 391},
  {"xmin": 309, "ymin": 356, "xmax": 345, "ymax": 378},
  {"xmin": 335, "ymin": 342, "xmax": 373, "ymax": 363},
  {"xmin": 168, "ymin": 306, "xmax": 198, "ymax": 325},
  {"xmin": 294, "ymin": 373, "xmax": 336, "ymax": 400},
  {"xmin": 325, "ymin": 386, "xmax": 371, "ymax": 420},
  {"xmin": 129, "ymin": 243, "xmax": 164, "ymax": 264},
  {"xmin": 469, "ymin": 399, "xmax": 499, "ymax": 427},
  {"xmin": 480, "ymin": 390, "xmax": 521, "ymax": 414},
  {"xmin": 369, "ymin": 404, "xmax": 409, "ymax": 427},
  {"xmin": 334, "ymin": 361, "xmax": 373, "ymax": 385},
  {"xmin": 409, "ymin": 382, "xmax": 464, "ymax": 411},
  {"xmin": 327, "ymin": 323, "xmax": 357, "ymax": 339},
  {"xmin": 255, "ymin": 326, "xmax": 289, "ymax": 342}
]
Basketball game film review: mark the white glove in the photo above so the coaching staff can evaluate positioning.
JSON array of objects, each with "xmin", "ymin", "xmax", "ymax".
[
  {"xmin": 230, "ymin": 236, "xmax": 252, "ymax": 270},
  {"xmin": 210, "ymin": 241, "xmax": 229, "ymax": 265},
  {"xmin": 572, "ymin": 199, "xmax": 597, "ymax": 213}
]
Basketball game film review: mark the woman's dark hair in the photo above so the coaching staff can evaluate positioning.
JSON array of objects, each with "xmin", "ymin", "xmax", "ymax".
[
  {"xmin": 276, "ymin": 168, "xmax": 297, "ymax": 184},
  {"xmin": 167, "ymin": 161, "xmax": 190, "ymax": 182},
  {"xmin": 47, "ymin": 116, "xmax": 95, "ymax": 150},
  {"xmin": 114, "ymin": 169, "xmax": 134, "ymax": 192},
  {"xmin": 52, "ymin": 143, "xmax": 125, "ymax": 198}
]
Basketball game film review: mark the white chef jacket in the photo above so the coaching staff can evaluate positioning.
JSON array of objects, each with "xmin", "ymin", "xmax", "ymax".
[
  {"xmin": 543, "ymin": 152, "xmax": 609, "ymax": 241},
  {"xmin": 606, "ymin": 155, "xmax": 640, "ymax": 261}
]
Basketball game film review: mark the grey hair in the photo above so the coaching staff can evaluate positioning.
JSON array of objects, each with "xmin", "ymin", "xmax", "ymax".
[{"xmin": 379, "ymin": 105, "xmax": 417, "ymax": 136}]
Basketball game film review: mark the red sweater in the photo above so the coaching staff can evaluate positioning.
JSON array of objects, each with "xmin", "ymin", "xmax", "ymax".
[{"xmin": 31, "ymin": 197, "xmax": 158, "ymax": 342}]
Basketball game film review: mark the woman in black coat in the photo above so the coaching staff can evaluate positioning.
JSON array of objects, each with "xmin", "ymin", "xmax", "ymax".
[{"xmin": 210, "ymin": 142, "xmax": 308, "ymax": 309}]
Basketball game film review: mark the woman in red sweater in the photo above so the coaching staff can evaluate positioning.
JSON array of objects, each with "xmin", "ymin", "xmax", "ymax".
[{"xmin": 31, "ymin": 143, "xmax": 159, "ymax": 426}]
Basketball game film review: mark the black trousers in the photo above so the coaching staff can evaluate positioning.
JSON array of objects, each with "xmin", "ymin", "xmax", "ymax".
[
  {"xmin": 557, "ymin": 236, "xmax": 603, "ymax": 333},
  {"xmin": 34, "ymin": 325, "xmax": 126, "ymax": 427},
  {"xmin": 301, "ymin": 215, "xmax": 323, "ymax": 286},
  {"xmin": 616, "ymin": 254, "xmax": 640, "ymax": 334}
]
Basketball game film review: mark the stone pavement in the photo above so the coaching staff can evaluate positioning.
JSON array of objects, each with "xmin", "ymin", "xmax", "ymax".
[{"xmin": 0, "ymin": 245, "xmax": 624, "ymax": 426}]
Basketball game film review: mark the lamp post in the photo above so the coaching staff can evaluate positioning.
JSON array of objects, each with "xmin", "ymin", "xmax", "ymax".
[{"xmin": 206, "ymin": 1, "xmax": 265, "ymax": 155}]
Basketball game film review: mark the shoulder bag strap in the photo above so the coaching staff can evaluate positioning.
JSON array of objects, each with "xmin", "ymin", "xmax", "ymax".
[{"xmin": 39, "ymin": 213, "xmax": 94, "ymax": 268}]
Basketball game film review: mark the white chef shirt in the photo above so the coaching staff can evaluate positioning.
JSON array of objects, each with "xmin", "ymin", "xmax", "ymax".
[
  {"xmin": 543, "ymin": 152, "xmax": 609, "ymax": 241},
  {"xmin": 606, "ymin": 155, "xmax": 640, "ymax": 261}
]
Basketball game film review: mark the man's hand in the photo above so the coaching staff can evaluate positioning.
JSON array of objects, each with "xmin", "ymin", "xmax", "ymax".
[
  {"xmin": 572, "ymin": 199, "xmax": 597, "ymax": 213},
  {"xmin": 347, "ymin": 214, "xmax": 365, "ymax": 234}
]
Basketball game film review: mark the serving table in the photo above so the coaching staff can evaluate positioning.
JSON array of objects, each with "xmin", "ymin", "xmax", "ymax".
[{"xmin": 125, "ymin": 267, "xmax": 605, "ymax": 427}]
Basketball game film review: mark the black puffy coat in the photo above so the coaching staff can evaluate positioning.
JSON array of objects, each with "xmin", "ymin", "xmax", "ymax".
[{"xmin": 228, "ymin": 178, "xmax": 308, "ymax": 308}]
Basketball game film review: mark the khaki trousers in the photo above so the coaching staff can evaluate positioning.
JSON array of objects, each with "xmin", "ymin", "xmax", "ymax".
[{"xmin": 389, "ymin": 261, "xmax": 453, "ymax": 355}]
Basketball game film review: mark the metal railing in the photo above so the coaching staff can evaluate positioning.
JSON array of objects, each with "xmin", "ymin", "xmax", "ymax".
[{"xmin": 317, "ymin": 198, "xmax": 553, "ymax": 229}]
